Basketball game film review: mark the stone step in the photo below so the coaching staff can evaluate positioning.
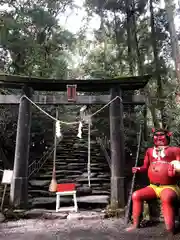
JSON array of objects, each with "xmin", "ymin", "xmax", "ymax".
[
  {"xmin": 28, "ymin": 187, "xmax": 110, "ymax": 199},
  {"xmin": 72, "ymin": 152, "xmax": 102, "ymax": 156},
  {"xmin": 35, "ymin": 176, "xmax": 78, "ymax": 181},
  {"xmin": 27, "ymin": 127, "xmax": 111, "ymax": 210},
  {"xmin": 36, "ymin": 159, "xmax": 107, "ymax": 166},
  {"xmin": 55, "ymin": 154, "xmax": 105, "ymax": 158},
  {"xmin": 29, "ymin": 194, "xmax": 109, "ymax": 209},
  {"xmin": 36, "ymin": 172, "xmax": 110, "ymax": 181},
  {"xmin": 39, "ymin": 170, "xmax": 85, "ymax": 177},
  {"xmin": 29, "ymin": 180, "xmax": 50, "ymax": 187},
  {"xmin": 41, "ymin": 164, "xmax": 109, "ymax": 171},
  {"xmin": 96, "ymin": 174, "xmax": 110, "ymax": 178},
  {"xmin": 66, "ymin": 152, "xmax": 87, "ymax": 155},
  {"xmin": 50, "ymin": 159, "xmax": 106, "ymax": 164},
  {"xmin": 55, "ymin": 155, "xmax": 105, "ymax": 159},
  {"xmin": 56, "ymin": 151, "xmax": 87, "ymax": 155},
  {"xmin": 55, "ymin": 147, "xmax": 74, "ymax": 150},
  {"xmin": 28, "ymin": 180, "xmax": 110, "ymax": 191},
  {"xmin": 55, "ymin": 149, "xmax": 74, "ymax": 152},
  {"xmin": 67, "ymin": 162, "xmax": 86, "ymax": 167},
  {"xmin": 28, "ymin": 190, "xmax": 55, "ymax": 198},
  {"xmin": 28, "ymin": 180, "xmax": 81, "ymax": 191},
  {"xmin": 92, "ymin": 190, "xmax": 110, "ymax": 195},
  {"xmin": 55, "ymin": 151, "xmax": 75, "ymax": 154},
  {"xmin": 44, "ymin": 162, "xmax": 107, "ymax": 168},
  {"xmin": 36, "ymin": 171, "xmax": 109, "ymax": 181},
  {"xmin": 55, "ymin": 158, "xmax": 85, "ymax": 161},
  {"xmin": 77, "ymin": 195, "xmax": 109, "ymax": 204},
  {"xmin": 42, "ymin": 164, "xmax": 68, "ymax": 169},
  {"xmin": 65, "ymin": 165, "xmax": 91, "ymax": 171},
  {"xmin": 65, "ymin": 175, "xmax": 82, "ymax": 181},
  {"xmin": 76, "ymin": 178, "xmax": 110, "ymax": 184},
  {"xmin": 88, "ymin": 167, "xmax": 104, "ymax": 171}
]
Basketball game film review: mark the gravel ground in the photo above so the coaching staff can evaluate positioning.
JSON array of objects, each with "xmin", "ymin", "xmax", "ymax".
[{"xmin": 0, "ymin": 218, "xmax": 180, "ymax": 240}]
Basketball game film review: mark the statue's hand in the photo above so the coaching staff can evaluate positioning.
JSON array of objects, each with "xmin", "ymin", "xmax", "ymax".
[
  {"xmin": 132, "ymin": 167, "xmax": 141, "ymax": 173},
  {"xmin": 168, "ymin": 164, "xmax": 176, "ymax": 177}
]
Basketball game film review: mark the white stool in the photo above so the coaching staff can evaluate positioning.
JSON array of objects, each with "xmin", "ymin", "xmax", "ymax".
[{"xmin": 56, "ymin": 190, "xmax": 78, "ymax": 212}]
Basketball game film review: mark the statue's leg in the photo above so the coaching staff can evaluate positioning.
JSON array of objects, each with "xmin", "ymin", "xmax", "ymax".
[
  {"xmin": 126, "ymin": 186, "xmax": 156, "ymax": 231},
  {"xmin": 160, "ymin": 188, "xmax": 178, "ymax": 233}
]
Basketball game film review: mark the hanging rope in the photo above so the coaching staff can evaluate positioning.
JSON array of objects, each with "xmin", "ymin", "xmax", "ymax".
[
  {"xmin": 20, "ymin": 95, "xmax": 78, "ymax": 125},
  {"xmin": 20, "ymin": 95, "xmax": 122, "ymax": 125},
  {"xmin": 19, "ymin": 94, "xmax": 123, "ymax": 187}
]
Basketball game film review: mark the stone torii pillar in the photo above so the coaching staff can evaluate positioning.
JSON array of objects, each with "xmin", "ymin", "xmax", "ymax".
[
  {"xmin": 10, "ymin": 86, "xmax": 32, "ymax": 208},
  {"xmin": 109, "ymin": 87, "xmax": 125, "ymax": 208}
]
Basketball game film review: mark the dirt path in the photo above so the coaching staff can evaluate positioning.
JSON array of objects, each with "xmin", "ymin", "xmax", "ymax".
[{"xmin": 0, "ymin": 218, "xmax": 179, "ymax": 240}]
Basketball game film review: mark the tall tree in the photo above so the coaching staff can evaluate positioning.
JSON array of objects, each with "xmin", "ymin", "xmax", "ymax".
[
  {"xmin": 149, "ymin": 0, "xmax": 166, "ymax": 128},
  {"xmin": 165, "ymin": 0, "xmax": 180, "ymax": 85},
  {"xmin": 0, "ymin": 0, "xmax": 76, "ymax": 77}
]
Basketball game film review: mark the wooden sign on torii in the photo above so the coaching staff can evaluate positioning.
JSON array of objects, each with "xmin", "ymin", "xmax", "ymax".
[{"xmin": 0, "ymin": 73, "xmax": 151, "ymax": 209}]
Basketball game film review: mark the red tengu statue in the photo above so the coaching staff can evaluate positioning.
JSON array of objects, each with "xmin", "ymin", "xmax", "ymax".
[{"xmin": 126, "ymin": 128, "xmax": 180, "ymax": 233}]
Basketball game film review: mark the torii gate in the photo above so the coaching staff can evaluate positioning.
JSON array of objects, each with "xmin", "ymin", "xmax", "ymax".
[{"xmin": 0, "ymin": 73, "xmax": 151, "ymax": 209}]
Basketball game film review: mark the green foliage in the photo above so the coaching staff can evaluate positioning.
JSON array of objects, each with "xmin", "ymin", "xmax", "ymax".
[
  {"xmin": 0, "ymin": 0, "xmax": 76, "ymax": 77},
  {"xmin": 0, "ymin": 0, "xmax": 78, "ymax": 163},
  {"xmin": 68, "ymin": 0, "xmax": 180, "ymax": 152},
  {"xmin": 78, "ymin": 0, "xmax": 178, "ymax": 126}
]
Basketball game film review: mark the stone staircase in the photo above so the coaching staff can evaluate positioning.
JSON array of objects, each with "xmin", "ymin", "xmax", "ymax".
[
  {"xmin": 0, "ymin": 120, "xmax": 143, "ymax": 211},
  {"xmin": 28, "ymin": 125, "xmax": 111, "ymax": 210}
]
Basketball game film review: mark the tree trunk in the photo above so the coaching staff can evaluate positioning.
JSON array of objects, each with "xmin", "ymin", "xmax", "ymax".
[
  {"xmin": 113, "ymin": 11, "xmax": 123, "ymax": 70},
  {"xmin": 99, "ymin": 9, "xmax": 108, "ymax": 75},
  {"xmin": 132, "ymin": 0, "xmax": 143, "ymax": 75},
  {"xmin": 149, "ymin": 0, "xmax": 166, "ymax": 128},
  {"xmin": 165, "ymin": 0, "xmax": 180, "ymax": 84},
  {"xmin": 125, "ymin": 0, "xmax": 134, "ymax": 75}
]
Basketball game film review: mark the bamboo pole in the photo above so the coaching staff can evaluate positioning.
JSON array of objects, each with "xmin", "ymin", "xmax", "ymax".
[{"xmin": 49, "ymin": 108, "xmax": 58, "ymax": 192}]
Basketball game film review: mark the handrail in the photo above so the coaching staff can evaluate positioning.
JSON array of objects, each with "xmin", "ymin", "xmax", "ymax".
[
  {"xmin": 96, "ymin": 136, "xmax": 111, "ymax": 169},
  {"xmin": 28, "ymin": 136, "xmax": 62, "ymax": 178},
  {"xmin": 100, "ymin": 135, "xmax": 110, "ymax": 149}
]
